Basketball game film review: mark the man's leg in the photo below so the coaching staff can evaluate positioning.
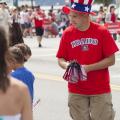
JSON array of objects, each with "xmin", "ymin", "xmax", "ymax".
[
  {"xmin": 90, "ymin": 93, "xmax": 115, "ymax": 120},
  {"xmin": 68, "ymin": 93, "xmax": 91, "ymax": 120},
  {"xmin": 36, "ymin": 27, "xmax": 44, "ymax": 47},
  {"xmin": 37, "ymin": 36, "xmax": 42, "ymax": 47}
]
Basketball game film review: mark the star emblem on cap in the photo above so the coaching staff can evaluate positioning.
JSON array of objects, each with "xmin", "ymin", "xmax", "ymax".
[
  {"xmin": 71, "ymin": 3, "xmax": 76, "ymax": 8},
  {"xmin": 85, "ymin": 6, "xmax": 89, "ymax": 12}
]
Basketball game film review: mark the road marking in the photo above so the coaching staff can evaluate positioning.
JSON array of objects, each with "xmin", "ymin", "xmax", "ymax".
[
  {"xmin": 110, "ymin": 74, "xmax": 120, "ymax": 78},
  {"xmin": 34, "ymin": 73, "xmax": 120, "ymax": 91},
  {"xmin": 35, "ymin": 73, "xmax": 63, "ymax": 81},
  {"xmin": 111, "ymin": 84, "xmax": 120, "ymax": 89}
]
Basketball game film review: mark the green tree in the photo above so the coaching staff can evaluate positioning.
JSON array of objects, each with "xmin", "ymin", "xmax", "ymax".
[{"xmin": 94, "ymin": 0, "xmax": 112, "ymax": 6}]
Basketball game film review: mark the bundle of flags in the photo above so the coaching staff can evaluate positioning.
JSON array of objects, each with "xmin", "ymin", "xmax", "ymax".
[{"xmin": 63, "ymin": 60, "xmax": 87, "ymax": 83}]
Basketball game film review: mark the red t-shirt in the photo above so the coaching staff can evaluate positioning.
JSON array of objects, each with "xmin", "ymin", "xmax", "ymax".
[
  {"xmin": 34, "ymin": 12, "xmax": 44, "ymax": 28},
  {"xmin": 56, "ymin": 22, "xmax": 119, "ymax": 95},
  {"xmin": 34, "ymin": 19, "xmax": 43, "ymax": 27},
  {"xmin": 111, "ymin": 13, "xmax": 116, "ymax": 23}
]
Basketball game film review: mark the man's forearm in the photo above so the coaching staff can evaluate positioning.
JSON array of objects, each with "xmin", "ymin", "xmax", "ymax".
[
  {"xmin": 84, "ymin": 54, "xmax": 115, "ymax": 73},
  {"xmin": 58, "ymin": 58, "xmax": 69, "ymax": 69}
]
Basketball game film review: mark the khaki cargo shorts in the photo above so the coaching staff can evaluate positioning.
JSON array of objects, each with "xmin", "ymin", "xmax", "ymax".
[{"xmin": 68, "ymin": 93, "xmax": 115, "ymax": 120}]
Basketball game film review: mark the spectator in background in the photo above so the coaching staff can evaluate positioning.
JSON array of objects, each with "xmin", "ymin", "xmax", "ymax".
[
  {"xmin": 46, "ymin": 20, "xmax": 59, "ymax": 38},
  {"xmin": 60, "ymin": 10, "xmax": 69, "ymax": 30},
  {"xmin": 9, "ymin": 7, "xmax": 24, "ymax": 46},
  {"xmin": 56, "ymin": 9, "xmax": 62, "ymax": 26},
  {"xmin": 19, "ymin": 6, "xmax": 26, "ymax": 36},
  {"xmin": 48, "ymin": 9, "xmax": 56, "ymax": 22},
  {"xmin": 96, "ymin": 6, "xmax": 105, "ymax": 24},
  {"xmin": 27, "ymin": 8, "xmax": 33, "ymax": 38},
  {"xmin": 22, "ymin": 8, "xmax": 33, "ymax": 38},
  {"xmin": 0, "ymin": 24, "xmax": 32, "ymax": 120},
  {"xmin": 44, "ymin": 12, "xmax": 59, "ymax": 38},
  {"xmin": 0, "ymin": 1, "xmax": 11, "ymax": 28},
  {"xmin": 58, "ymin": 10, "xmax": 69, "ymax": 36},
  {"xmin": 105, "ymin": 5, "xmax": 118, "ymax": 40}
]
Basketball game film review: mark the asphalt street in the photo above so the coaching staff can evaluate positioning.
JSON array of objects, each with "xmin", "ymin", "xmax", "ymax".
[{"xmin": 24, "ymin": 36, "xmax": 120, "ymax": 120}]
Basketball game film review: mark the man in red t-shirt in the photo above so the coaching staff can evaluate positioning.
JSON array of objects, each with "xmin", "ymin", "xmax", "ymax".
[
  {"xmin": 56, "ymin": 0, "xmax": 119, "ymax": 120},
  {"xmin": 33, "ymin": 6, "xmax": 45, "ymax": 47}
]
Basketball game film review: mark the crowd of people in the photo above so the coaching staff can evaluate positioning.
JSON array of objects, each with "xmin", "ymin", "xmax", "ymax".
[
  {"xmin": 0, "ymin": 2, "xmax": 69, "ymax": 47},
  {"xmin": 95, "ymin": 4, "xmax": 119, "ymax": 40},
  {"xmin": 0, "ymin": 1, "xmax": 120, "ymax": 47}
]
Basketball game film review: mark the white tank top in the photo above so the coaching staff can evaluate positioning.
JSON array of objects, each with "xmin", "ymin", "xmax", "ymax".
[{"xmin": 0, "ymin": 114, "xmax": 21, "ymax": 120}]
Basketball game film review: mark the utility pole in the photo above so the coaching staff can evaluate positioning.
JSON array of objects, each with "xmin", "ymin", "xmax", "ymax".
[
  {"xmin": 13, "ymin": 0, "xmax": 18, "ymax": 7},
  {"xmin": 31, "ymin": 0, "xmax": 34, "ymax": 8}
]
